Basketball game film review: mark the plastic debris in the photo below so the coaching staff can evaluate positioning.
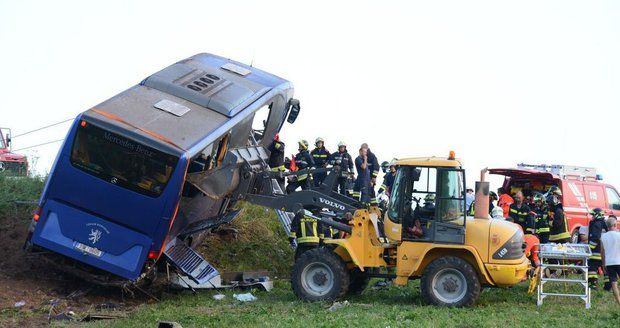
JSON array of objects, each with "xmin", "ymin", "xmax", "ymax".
[
  {"xmin": 14, "ymin": 301, "xmax": 26, "ymax": 308},
  {"xmin": 327, "ymin": 300, "xmax": 350, "ymax": 311},
  {"xmin": 158, "ymin": 321, "xmax": 183, "ymax": 328},
  {"xmin": 233, "ymin": 293, "xmax": 257, "ymax": 302},
  {"xmin": 213, "ymin": 294, "xmax": 225, "ymax": 300}
]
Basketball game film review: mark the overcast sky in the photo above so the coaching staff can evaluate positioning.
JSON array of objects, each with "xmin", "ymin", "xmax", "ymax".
[{"xmin": 1, "ymin": 0, "xmax": 618, "ymax": 190}]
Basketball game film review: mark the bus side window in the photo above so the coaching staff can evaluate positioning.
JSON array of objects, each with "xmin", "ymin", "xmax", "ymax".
[{"xmin": 251, "ymin": 103, "xmax": 272, "ymax": 143}]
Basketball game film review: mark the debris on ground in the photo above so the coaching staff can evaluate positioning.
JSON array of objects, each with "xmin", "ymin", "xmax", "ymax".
[
  {"xmin": 13, "ymin": 300, "xmax": 25, "ymax": 308},
  {"xmin": 327, "ymin": 300, "xmax": 350, "ymax": 312},
  {"xmin": 212, "ymin": 294, "xmax": 225, "ymax": 301},
  {"xmin": 233, "ymin": 293, "xmax": 257, "ymax": 302},
  {"xmin": 157, "ymin": 321, "xmax": 183, "ymax": 328}
]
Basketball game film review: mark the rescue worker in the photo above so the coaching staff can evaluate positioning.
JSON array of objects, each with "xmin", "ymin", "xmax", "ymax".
[
  {"xmin": 547, "ymin": 186, "xmax": 570, "ymax": 243},
  {"xmin": 378, "ymin": 159, "xmax": 397, "ymax": 196},
  {"xmin": 267, "ymin": 133, "xmax": 286, "ymax": 190},
  {"xmin": 289, "ymin": 210, "xmax": 320, "ymax": 259},
  {"xmin": 380, "ymin": 161, "xmax": 390, "ymax": 173},
  {"xmin": 328, "ymin": 141, "xmax": 354, "ymax": 195},
  {"xmin": 353, "ymin": 147, "xmax": 371, "ymax": 202},
  {"xmin": 497, "ymin": 187, "xmax": 514, "ymax": 218},
  {"xmin": 310, "ymin": 137, "xmax": 330, "ymax": 187},
  {"xmin": 285, "ymin": 140, "xmax": 315, "ymax": 194},
  {"xmin": 508, "ymin": 191, "xmax": 535, "ymax": 234},
  {"xmin": 588, "ymin": 208, "xmax": 608, "ymax": 289},
  {"xmin": 360, "ymin": 143, "xmax": 380, "ymax": 206},
  {"xmin": 531, "ymin": 192, "xmax": 551, "ymax": 243}
]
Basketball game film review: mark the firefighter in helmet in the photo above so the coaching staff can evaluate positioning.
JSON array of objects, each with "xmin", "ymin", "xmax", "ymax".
[
  {"xmin": 547, "ymin": 186, "xmax": 570, "ymax": 243},
  {"xmin": 532, "ymin": 192, "xmax": 551, "ymax": 243},
  {"xmin": 286, "ymin": 140, "xmax": 315, "ymax": 194},
  {"xmin": 267, "ymin": 133, "xmax": 286, "ymax": 190},
  {"xmin": 289, "ymin": 210, "xmax": 320, "ymax": 259},
  {"xmin": 310, "ymin": 137, "xmax": 330, "ymax": 187},
  {"xmin": 378, "ymin": 159, "xmax": 398, "ymax": 197},
  {"xmin": 588, "ymin": 208, "xmax": 608, "ymax": 289},
  {"xmin": 328, "ymin": 141, "xmax": 354, "ymax": 195}
]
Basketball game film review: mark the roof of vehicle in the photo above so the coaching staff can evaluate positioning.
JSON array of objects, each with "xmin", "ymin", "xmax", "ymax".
[
  {"xmin": 396, "ymin": 157, "xmax": 462, "ymax": 168},
  {"xmin": 489, "ymin": 168, "xmax": 558, "ymax": 180},
  {"xmin": 82, "ymin": 53, "xmax": 292, "ymax": 155}
]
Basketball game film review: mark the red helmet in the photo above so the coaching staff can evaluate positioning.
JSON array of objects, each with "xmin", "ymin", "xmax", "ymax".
[{"xmin": 274, "ymin": 133, "xmax": 280, "ymax": 142}]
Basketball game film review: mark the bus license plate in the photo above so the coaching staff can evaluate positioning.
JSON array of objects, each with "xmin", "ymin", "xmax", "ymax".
[{"xmin": 75, "ymin": 242, "xmax": 103, "ymax": 257}]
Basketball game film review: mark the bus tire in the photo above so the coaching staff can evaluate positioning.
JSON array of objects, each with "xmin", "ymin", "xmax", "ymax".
[
  {"xmin": 291, "ymin": 247, "xmax": 349, "ymax": 302},
  {"xmin": 420, "ymin": 256, "xmax": 480, "ymax": 307}
]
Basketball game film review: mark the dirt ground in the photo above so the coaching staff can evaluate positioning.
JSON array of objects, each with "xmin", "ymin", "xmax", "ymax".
[{"xmin": 0, "ymin": 218, "xmax": 154, "ymax": 327}]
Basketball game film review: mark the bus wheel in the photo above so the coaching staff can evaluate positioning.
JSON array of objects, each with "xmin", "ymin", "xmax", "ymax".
[
  {"xmin": 291, "ymin": 247, "xmax": 349, "ymax": 301},
  {"xmin": 420, "ymin": 256, "xmax": 480, "ymax": 307},
  {"xmin": 570, "ymin": 229, "xmax": 579, "ymax": 244},
  {"xmin": 347, "ymin": 268, "xmax": 370, "ymax": 295}
]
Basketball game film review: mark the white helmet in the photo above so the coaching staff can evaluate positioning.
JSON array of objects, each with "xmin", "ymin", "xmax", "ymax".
[
  {"xmin": 315, "ymin": 137, "xmax": 324, "ymax": 145},
  {"xmin": 338, "ymin": 141, "xmax": 347, "ymax": 147}
]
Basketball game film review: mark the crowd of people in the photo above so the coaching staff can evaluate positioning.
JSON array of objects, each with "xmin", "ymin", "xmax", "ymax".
[
  {"xmin": 267, "ymin": 135, "xmax": 620, "ymax": 305},
  {"xmin": 470, "ymin": 184, "xmax": 620, "ymax": 302},
  {"xmin": 267, "ymin": 135, "xmax": 394, "ymax": 204}
]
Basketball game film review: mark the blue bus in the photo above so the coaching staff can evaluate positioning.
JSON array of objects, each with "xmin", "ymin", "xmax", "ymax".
[{"xmin": 25, "ymin": 53, "xmax": 300, "ymax": 285}]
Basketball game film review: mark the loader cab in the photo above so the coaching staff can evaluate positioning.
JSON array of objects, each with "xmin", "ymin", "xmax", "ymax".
[{"xmin": 384, "ymin": 156, "xmax": 467, "ymax": 244}]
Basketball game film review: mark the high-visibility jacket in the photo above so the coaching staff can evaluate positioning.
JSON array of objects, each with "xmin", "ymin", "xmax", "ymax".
[
  {"xmin": 509, "ymin": 203, "xmax": 535, "ymax": 234},
  {"xmin": 268, "ymin": 140, "xmax": 286, "ymax": 172},
  {"xmin": 290, "ymin": 212, "xmax": 320, "ymax": 244},
  {"xmin": 328, "ymin": 151, "xmax": 354, "ymax": 178},
  {"xmin": 549, "ymin": 206, "xmax": 570, "ymax": 242},
  {"xmin": 311, "ymin": 147, "xmax": 330, "ymax": 167},
  {"xmin": 533, "ymin": 207, "xmax": 551, "ymax": 235},
  {"xmin": 378, "ymin": 172, "xmax": 396, "ymax": 195},
  {"xmin": 524, "ymin": 234, "xmax": 541, "ymax": 267},
  {"xmin": 293, "ymin": 150, "xmax": 314, "ymax": 181},
  {"xmin": 588, "ymin": 217, "xmax": 607, "ymax": 260},
  {"xmin": 367, "ymin": 150, "xmax": 380, "ymax": 179},
  {"xmin": 498, "ymin": 194, "xmax": 514, "ymax": 218}
]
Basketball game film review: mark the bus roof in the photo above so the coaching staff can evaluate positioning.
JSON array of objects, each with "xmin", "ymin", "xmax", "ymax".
[{"xmin": 82, "ymin": 53, "xmax": 292, "ymax": 156}]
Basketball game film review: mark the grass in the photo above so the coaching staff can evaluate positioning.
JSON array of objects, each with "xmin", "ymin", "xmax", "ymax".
[
  {"xmin": 0, "ymin": 173, "xmax": 45, "ymax": 221},
  {"xmin": 2, "ymin": 176, "xmax": 619, "ymax": 327},
  {"xmin": 82, "ymin": 280, "xmax": 620, "ymax": 328}
]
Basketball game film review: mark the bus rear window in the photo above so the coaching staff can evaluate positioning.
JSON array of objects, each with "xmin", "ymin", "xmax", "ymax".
[{"xmin": 70, "ymin": 121, "xmax": 179, "ymax": 197}]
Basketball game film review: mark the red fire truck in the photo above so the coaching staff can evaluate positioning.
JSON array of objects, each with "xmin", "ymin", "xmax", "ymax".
[
  {"xmin": 490, "ymin": 163, "xmax": 620, "ymax": 242},
  {"xmin": 0, "ymin": 127, "xmax": 28, "ymax": 176}
]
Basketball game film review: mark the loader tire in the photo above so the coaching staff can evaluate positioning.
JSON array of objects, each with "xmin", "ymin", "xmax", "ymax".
[
  {"xmin": 347, "ymin": 268, "xmax": 370, "ymax": 295},
  {"xmin": 291, "ymin": 247, "xmax": 350, "ymax": 302},
  {"xmin": 420, "ymin": 256, "xmax": 480, "ymax": 307}
]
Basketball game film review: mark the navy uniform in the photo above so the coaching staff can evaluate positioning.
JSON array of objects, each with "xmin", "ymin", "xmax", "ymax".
[
  {"xmin": 267, "ymin": 135, "xmax": 285, "ymax": 190},
  {"xmin": 587, "ymin": 208, "xmax": 608, "ymax": 288},
  {"xmin": 289, "ymin": 211, "xmax": 319, "ymax": 259},
  {"xmin": 509, "ymin": 203, "xmax": 535, "ymax": 234},
  {"xmin": 310, "ymin": 137, "xmax": 330, "ymax": 187},
  {"xmin": 286, "ymin": 140, "xmax": 315, "ymax": 194},
  {"xmin": 328, "ymin": 141, "xmax": 354, "ymax": 195},
  {"xmin": 365, "ymin": 148, "xmax": 380, "ymax": 206}
]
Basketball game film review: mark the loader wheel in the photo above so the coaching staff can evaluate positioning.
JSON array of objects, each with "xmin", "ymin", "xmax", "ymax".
[
  {"xmin": 291, "ymin": 247, "xmax": 350, "ymax": 301},
  {"xmin": 347, "ymin": 268, "xmax": 370, "ymax": 295},
  {"xmin": 420, "ymin": 256, "xmax": 480, "ymax": 307}
]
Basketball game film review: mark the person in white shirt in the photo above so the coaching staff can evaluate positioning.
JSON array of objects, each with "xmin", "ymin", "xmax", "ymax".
[{"xmin": 601, "ymin": 216, "xmax": 620, "ymax": 305}]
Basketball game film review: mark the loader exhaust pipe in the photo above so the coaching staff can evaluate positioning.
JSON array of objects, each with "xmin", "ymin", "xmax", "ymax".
[{"xmin": 474, "ymin": 168, "xmax": 490, "ymax": 219}]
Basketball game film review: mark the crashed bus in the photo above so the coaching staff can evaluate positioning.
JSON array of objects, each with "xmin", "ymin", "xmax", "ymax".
[{"xmin": 25, "ymin": 53, "xmax": 301, "ymax": 285}]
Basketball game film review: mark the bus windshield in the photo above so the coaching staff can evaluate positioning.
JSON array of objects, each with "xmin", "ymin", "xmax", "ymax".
[{"xmin": 70, "ymin": 121, "xmax": 179, "ymax": 197}]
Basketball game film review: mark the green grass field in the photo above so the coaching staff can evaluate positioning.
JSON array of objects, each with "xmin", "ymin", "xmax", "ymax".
[
  {"xmin": 1, "ymin": 175, "xmax": 618, "ymax": 328},
  {"xmin": 82, "ymin": 279, "xmax": 619, "ymax": 328}
]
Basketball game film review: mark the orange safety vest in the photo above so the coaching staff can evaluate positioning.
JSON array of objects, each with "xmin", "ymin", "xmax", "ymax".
[
  {"xmin": 524, "ymin": 234, "xmax": 540, "ymax": 267},
  {"xmin": 498, "ymin": 194, "xmax": 514, "ymax": 218}
]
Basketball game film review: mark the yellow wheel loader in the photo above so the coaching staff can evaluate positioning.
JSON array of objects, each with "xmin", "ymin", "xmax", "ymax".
[{"xmin": 265, "ymin": 153, "xmax": 529, "ymax": 307}]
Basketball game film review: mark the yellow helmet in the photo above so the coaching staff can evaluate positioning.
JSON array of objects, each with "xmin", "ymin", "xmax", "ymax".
[{"xmin": 298, "ymin": 139, "xmax": 309, "ymax": 149}]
